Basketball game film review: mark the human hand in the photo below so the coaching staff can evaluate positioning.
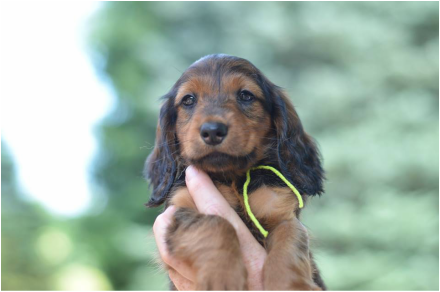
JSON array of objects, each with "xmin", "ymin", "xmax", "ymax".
[{"xmin": 153, "ymin": 165, "xmax": 267, "ymax": 290}]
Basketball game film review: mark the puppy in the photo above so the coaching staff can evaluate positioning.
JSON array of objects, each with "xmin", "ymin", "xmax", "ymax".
[{"xmin": 145, "ymin": 54, "xmax": 325, "ymax": 290}]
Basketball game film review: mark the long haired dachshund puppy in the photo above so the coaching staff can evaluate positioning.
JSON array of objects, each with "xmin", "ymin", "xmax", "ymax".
[{"xmin": 145, "ymin": 54, "xmax": 325, "ymax": 290}]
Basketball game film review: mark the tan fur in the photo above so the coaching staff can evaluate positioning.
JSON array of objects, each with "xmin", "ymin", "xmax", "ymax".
[
  {"xmin": 170, "ymin": 188, "xmax": 197, "ymax": 210},
  {"xmin": 264, "ymin": 220, "xmax": 321, "ymax": 290},
  {"xmin": 217, "ymin": 183, "xmax": 242, "ymax": 208},
  {"xmin": 249, "ymin": 186, "xmax": 298, "ymax": 229}
]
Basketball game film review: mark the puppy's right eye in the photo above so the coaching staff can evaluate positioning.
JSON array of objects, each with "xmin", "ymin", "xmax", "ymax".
[{"xmin": 182, "ymin": 95, "xmax": 196, "ymax": 106}]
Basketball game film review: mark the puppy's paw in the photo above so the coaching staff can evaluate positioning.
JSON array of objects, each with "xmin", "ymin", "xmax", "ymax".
[
  {"xmin": 195, "ymin": 259, "xmax": 248, "ymax": 290},
  {"xmin": 263, "ymin": 253, "xmax": 320, "ymax": 291}
]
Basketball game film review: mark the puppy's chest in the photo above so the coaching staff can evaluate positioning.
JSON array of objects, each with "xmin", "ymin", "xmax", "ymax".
[{"xmin": 170, "ymin": 183, "xmax": 298, "ymax": 243}]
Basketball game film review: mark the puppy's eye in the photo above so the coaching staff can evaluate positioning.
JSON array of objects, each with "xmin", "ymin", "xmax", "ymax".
[
  {"xmin": 238, "ymin": 90, "xmax": 255, "ymax": 102},
  {"xmin": 182, "ymin": 95, "xmax": 196, "ymax": 106}
]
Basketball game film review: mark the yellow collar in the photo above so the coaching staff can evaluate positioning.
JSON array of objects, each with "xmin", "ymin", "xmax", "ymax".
[{"xmin": 243, "ymin": 165, "xmax": 303, "ymax": 238}]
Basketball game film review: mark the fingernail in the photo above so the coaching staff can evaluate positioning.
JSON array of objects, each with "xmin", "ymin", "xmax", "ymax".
[{"xmin": 185, "ymin": 165, "xmax": 198, "ymax": 180}]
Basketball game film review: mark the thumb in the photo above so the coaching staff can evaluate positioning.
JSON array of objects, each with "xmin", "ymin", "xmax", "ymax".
[{"xmin": 185, "ymin": 165, "xmax": 233, "ymax": 219}]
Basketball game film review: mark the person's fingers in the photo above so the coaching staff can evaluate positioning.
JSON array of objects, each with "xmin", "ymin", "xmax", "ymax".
[
  {"xmin": 185, "ymin": 165, "xmax": 235, "ymax": 220},
  {"xmin": 168, "ymin": 268, "xmax": 194, "ymax": 291},
  {"xmin": 153, "ymin": 206, "xmax": 195, "ymax": 282},
  {"xmin": 185, "ymin": 165, "xmax": 262, "ymax": 240},
  {"xmin": 185, "ymin": 165, "xmax": 266, "ymax": 290},
  {"xmin": 153, "ymin": 205, "xmax": 176, "ymax": 264}
]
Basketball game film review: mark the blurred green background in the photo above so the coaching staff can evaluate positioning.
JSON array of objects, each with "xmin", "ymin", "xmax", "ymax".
[{"xmin": 2, "ymin": 1, "xmax": 439, "ymax": 290}]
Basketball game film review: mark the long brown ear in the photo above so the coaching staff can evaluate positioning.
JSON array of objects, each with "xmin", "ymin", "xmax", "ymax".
[
  {"xmin": 144, "ymin": 93, "xmax": 179, "ymax": 207},
  {"xmin": 272, "ymin": 87, "xmax": 325, "ymax": 196}
]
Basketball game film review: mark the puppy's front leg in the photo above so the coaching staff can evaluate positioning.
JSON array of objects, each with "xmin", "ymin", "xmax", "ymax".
[
  {"xmin": 263, "ymin": 218, "xmax": 320, "ymax": 291},
  {"xmin": 167, "ymin": 208, "xmax": 248, "ymax": 290}
]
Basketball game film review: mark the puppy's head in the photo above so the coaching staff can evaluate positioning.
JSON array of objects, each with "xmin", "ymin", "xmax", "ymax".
[{"xmin": 145, "ymin": 55, "xmax": 324, "ymax": 206}]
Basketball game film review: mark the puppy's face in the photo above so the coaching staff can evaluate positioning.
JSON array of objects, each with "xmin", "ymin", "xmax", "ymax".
[
  {"xmin": 145, "ymin": 55, "xmax": 324, "ymax": 207},
  {"xmin": 175, "ymin": 70, "xmax": 272, "ymax": 173}
]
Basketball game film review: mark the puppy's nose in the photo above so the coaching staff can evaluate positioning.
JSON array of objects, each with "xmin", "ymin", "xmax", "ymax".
[{"xmin": 200, "ymin": 122, "xmax": 228, "ymax": 145}]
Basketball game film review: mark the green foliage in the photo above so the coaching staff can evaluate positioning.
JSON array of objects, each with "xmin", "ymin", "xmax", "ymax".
[
  {"xmin": 2, "ymin": 2, "xmax": 438, "ymax": 290},
  {"xmin": 2, "ymin": 143, "xmax": 52, "ymax": 290},
  {"xmin": 2, "ymin": 144, "xmax": 117, "ymax": 290}
]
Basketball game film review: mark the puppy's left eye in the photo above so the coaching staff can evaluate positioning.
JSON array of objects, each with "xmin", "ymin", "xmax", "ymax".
[
  {"xmin": 182, "ymin": 95, "xmax": 196, "ymax": 106},
  {"xmin": 238, "ymin": 90, "xmax": 255, "ymax": 102}
]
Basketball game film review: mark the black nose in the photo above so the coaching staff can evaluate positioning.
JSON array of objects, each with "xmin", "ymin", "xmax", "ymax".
[{"xmin": 200, "ymin": 122, "xmax": 228, "ymax": 145}]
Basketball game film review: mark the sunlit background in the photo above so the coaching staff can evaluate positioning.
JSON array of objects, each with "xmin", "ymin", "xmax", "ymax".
[{"xmin": 1, "ymin": 1, "xmax": 439, "ymax": 290}]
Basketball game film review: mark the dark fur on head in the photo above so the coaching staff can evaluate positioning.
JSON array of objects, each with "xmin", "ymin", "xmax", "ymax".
[{"xmin": 144, "ymin": 54, "xmax": 324, "ymax": 207}]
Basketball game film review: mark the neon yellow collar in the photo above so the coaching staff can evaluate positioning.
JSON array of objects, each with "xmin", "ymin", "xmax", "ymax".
[{"xmin": 243, "ymin": 165, "xmax": 304, "ymax": 238}]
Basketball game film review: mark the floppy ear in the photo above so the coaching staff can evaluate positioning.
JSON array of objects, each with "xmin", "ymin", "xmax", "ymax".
[
  {"xmin": 144, "ymin": 94, "xmax": 179, "ymax": 207},
  {"xmin": 272, "ymin": 87, "xmax": 325, "ymax": 196}
]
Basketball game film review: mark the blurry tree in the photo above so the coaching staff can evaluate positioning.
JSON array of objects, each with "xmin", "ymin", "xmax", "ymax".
[
  {"xmin": 85, "ymin": 2, "xmax": 438, "ymax": 290},
  {"xmin": 2, "ymin": 142, "xmax": 115, "ymax": 290},
  {"xmin": 2, "ymin": 142, "xmax": 53, "ymax": 290}
]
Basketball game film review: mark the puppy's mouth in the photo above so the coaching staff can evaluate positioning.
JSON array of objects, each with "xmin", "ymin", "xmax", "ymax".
[{"xmin": 188, "ymin": 150, "xmax": 256, "ymax": 172}]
